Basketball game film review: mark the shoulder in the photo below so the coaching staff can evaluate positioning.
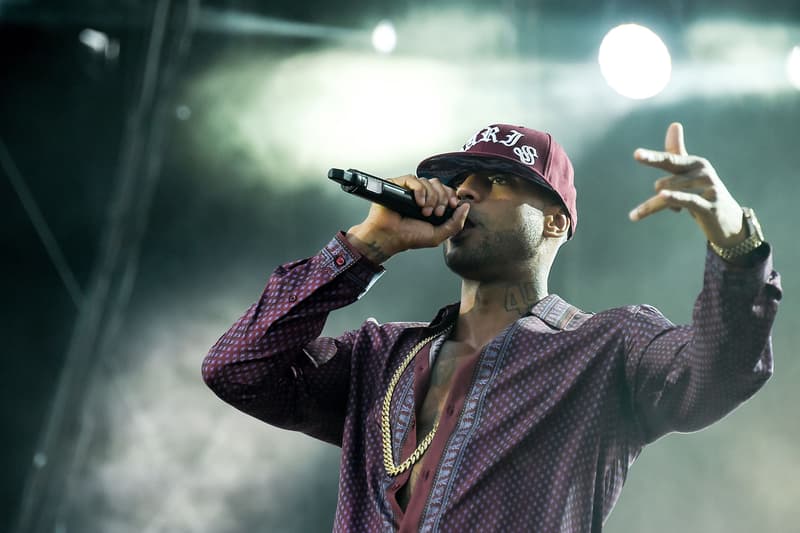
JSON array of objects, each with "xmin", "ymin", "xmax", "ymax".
[
  {"xmin": 358, "ymin": 316, "xmax": 429, "ymax": 331},
  {"xmin": 352, "ymin": 317, "xmax": 430, "ymax": 345},
  {"xmin": 579, "ymin": 305, "xmax": 678, "ymax": 359},
  {"xmin": 355, "ymin": 302, "xmax": 457, "ymax": 339},
  {"xmin": 530, "ymin": 294, "xmax": 670, "ymax": 333},
  {"xmin": 588, "ymin": 304, "xmax": 675, "ymax": 330}
]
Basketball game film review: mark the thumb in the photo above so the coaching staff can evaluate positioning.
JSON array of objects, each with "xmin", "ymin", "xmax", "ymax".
[
  {"xmin": 434, "ymin": 203, "xmax": 470, "ymax": 240},
  {"xmin": 665, "ymin": 122, "xmax": 688, "ymax": 155}
]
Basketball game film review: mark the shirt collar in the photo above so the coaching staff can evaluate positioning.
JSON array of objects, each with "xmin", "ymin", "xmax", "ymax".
[
  {"xmin": 427, "ymin": 295, "xmax": 588, "ymax": 332},
  {"xmin": 427, "ymin": 303, "xmax": 460, "ymax": 331},
  {"xmin": 528, "ymin": 294, "xmax": 589, "ymax": 331}
]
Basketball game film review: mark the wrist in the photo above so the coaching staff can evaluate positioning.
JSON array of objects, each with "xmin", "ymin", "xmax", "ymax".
[
  {"xmin": 346, "ymin": 225, "xmax": 400, "ymax": 264},
  {"xmin": 709, "ymin": 207, "xmax": 765, "ymax": 262}
]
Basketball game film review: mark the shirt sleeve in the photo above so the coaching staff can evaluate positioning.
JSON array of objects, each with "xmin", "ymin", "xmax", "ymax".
[
  {"xmin": 201, "ymin": 232, "xmax": 384, "ymax": 446},
  {"xmin": 624, "ymin": 244, "xmax": 782, "ymax": 444}
]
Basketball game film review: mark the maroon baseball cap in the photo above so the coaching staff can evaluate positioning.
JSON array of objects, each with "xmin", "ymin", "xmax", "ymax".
[{"xmin": 416, "ymin": 124, "xmax": 577, "ymax": 238}]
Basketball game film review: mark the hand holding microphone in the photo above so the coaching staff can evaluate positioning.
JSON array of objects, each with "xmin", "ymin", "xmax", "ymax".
[
  {"xmin": 330, "ymin": 168, "xmax": 470, "ymax": 264},
  {"xmin": 329, "ymin": 168, "xmax": 458, "ymax": 225}
]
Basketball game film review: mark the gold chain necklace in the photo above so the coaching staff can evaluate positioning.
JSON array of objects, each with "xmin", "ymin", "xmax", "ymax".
[{"xmin": 382, "ymin": 325, "xmax": 453, "ymax": 476}]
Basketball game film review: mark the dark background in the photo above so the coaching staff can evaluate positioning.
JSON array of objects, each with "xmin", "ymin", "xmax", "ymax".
[{"xmin": 2, "ymin": 0, "xmax": 798, "ymax": 531}]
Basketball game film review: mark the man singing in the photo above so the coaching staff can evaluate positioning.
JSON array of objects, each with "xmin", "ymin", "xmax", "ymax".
[{"xmin": 202, "ymin": 122, "xmax": 781, "ymax": 532}]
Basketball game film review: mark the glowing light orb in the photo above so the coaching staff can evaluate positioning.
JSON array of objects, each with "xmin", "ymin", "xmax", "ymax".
[
  {"xmin": 78, "ymin": 28, "xmax": 109, "ymax": 53},
  {"xmin": 598, "ymin": 24, "xmax": 672, "ymax": 99},
  {"xmin": 787, "ymin": 46, "xmax": 800, "ymax": 90},
  {"xmin": 372, "ymin": 20, "xmax": 397, "ymax": 54}
]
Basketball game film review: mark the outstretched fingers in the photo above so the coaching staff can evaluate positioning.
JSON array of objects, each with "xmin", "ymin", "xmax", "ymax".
[
  {"xmin": 664, "ymin": 121, "xmax": 687, "ymax": 156},
  {"xmin": 628, "ymin": 122, "xmax": 746, "ymax": 245},
  {"xmin": 654, "ymin": 168, "xmax": 716, "ymax": 196},
  {"xmin": 629, "ymin": 189, "xmax": 713, "ymax": 221},
  {"xmin": 634, "ymin": 149, "xmax": 707, "ymax": 175},
  {"xmin": 634, "ymin": 121, "xmax": 704, "ymax": 174}
]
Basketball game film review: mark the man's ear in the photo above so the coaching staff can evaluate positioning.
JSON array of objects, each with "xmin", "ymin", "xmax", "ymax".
[{"xmin": 543, "ymin": 207, "xmax": 570, "ymax": 239}]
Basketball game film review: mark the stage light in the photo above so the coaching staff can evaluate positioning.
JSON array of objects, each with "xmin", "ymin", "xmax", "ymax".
[
  {"xmin": 176, "ymin": 105, "xmax": 192, "ymax": 120},
  {"xmin": 372, "ymin": 20, "xmax": 397, "ymax": 54},
  {"xmin": 78, "ymin": 28, "xmax": 119, "ymax": 60},
  {"xmin": 79, "ymin": 28, "xmax": 108, "ymax": 53},
  {"xmin": 598, "ymin": 24, "xmax": 672, "ymax": 99},
  {"xmin": 33, "ymin": 452, "xmax": 47, "ymax": 468},
  {"xmin": 787, "ymin": 46, "xmax": 800, "ymax": 90}
]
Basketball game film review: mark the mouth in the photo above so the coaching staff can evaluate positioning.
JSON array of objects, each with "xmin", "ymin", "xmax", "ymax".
[
  {"xmin": 452, "ymin": 216, "xmax": 478, "ymax": 241},
  {"xmin": 463, "ymin": 207, "xmax": 481, "ymax": 227}
]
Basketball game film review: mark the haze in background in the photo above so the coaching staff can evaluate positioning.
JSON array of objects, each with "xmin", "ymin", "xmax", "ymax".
[{"xmin": 2, "ymin": 2, "xmax": 798, "ymax": 532}]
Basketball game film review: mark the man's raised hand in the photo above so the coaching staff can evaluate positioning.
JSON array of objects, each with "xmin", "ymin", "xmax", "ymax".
[{"xmin": 629, "ymin": 122, "xmax": 748, "ymax": 248}]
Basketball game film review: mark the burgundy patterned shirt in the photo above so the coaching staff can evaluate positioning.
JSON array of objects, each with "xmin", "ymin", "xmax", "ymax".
[{"xmin": 202, "ymin": 232, "xmax": 781, "ymax": 532}]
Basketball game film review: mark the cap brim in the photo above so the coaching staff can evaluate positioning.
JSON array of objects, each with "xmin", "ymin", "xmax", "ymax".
[
  {"xmin": 417, "ymin": 152, "xmax": 555, "ymax": 195},
  {"xmin": 417, "ymin": 150, "xmax": 575, "ymax": 239}
]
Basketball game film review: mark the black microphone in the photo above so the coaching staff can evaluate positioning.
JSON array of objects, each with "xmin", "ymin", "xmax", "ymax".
[{"xmin": 328, "ymin": 168, "xmax": 455, "ymax": 226}]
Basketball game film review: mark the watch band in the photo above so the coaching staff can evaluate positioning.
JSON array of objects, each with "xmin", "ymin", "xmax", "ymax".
[{"xmin": 709, "ymin": 207, "xmax": 764, "ymax": 261}]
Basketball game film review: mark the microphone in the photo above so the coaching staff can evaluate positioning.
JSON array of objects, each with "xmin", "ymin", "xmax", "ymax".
[{"xmin": 328, "ymin": 168, "xmax": 455, "ymax": 226}]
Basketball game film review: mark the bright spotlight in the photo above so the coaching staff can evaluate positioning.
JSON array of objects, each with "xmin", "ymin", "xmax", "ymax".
[
  {"xmin": 598, "ymin": 24, "xmax": 672, "ymax": 100},
  {"xmin": 78, "ymin": 28, "xmax": 119, "ymax": 59},
  {"xmin": 372, "ymin": 20, "xmax": 397, "ymax": 54},
  {"xmin": 79, "ymin": 28, "xmax": 109, "ymax": 53},
  {"xmin": 787, "ymin": 46, "xmax": 800, "ymax": 90}
]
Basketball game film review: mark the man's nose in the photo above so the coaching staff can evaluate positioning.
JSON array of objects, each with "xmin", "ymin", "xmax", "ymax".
[{"xmin": 455, "ymin": 174, "xmax": 485, "ymax": 201}]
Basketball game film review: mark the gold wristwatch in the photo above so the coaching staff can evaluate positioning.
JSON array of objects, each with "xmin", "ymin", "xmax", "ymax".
[{"xmin": 709, "ymin": 207, "xmax": 764, "ymax": 261}]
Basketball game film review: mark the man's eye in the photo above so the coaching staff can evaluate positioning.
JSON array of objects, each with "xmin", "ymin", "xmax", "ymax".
[{"xmin": 489, "ymin": 175, "xmax": 510, "ymax": 185}]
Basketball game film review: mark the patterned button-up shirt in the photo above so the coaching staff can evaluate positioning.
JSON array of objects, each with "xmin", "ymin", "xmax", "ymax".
[{"xmin": 202, "ymin": 232, "xmax": 781, "ymax": 532}]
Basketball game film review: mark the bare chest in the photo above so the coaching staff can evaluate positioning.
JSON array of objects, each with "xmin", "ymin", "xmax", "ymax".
[
  {"xmin": 397, "ymin": 340, "xmax": 476, "ymax": 508},
  {"xmin": 416, "ymin": 341, "xmax": 471, "ymax": 436}
]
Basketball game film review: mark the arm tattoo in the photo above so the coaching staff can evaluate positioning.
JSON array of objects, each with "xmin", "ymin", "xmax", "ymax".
[{"xmin": 364, "ymin": 241, "xmax": 390, "ymax": 263}]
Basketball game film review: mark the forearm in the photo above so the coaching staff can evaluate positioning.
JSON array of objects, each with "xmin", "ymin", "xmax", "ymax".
[
  {"xmin": 345, "ymin": 227, "xmax": 397, "ymax": 265},
  {"xmin": 630, "ymin": 244, "xmax": 781, "ymax": 441},
  {"xmin": 201, "ymin": 233, "xmax": 382, "ymax": 432},
  {"xmin": 689, "ymin": 243, "xmax": 779, "ymax": 380}
]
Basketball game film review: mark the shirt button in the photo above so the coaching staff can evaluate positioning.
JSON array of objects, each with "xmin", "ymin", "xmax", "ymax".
[
  {"xmin": 334, "ymin": 256, "xmax": 346, "ymax": 266},
  {"xmin": 288, "ymin": 294, "xmax": 297, "ymax": 302}
]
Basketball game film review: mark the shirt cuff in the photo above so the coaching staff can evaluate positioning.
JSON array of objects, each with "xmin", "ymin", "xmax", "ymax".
[
  {"xmin": 705, "ymin": 241, "xmax": 781, "ymax": 299},
  {"xmin": 324, "ymin": 232, "xmax": 385, "ymax": 298},
  {"xmin": 706, "ymin": 241, "xmax": 771, "ymax": 272}
]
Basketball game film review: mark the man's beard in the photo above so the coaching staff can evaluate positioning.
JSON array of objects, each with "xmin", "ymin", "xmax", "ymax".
[{"xmin": 443, "ymin": 219, "xmax": 542, "ymax": 281}]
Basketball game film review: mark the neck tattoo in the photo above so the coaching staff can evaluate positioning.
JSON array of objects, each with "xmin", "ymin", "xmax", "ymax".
[{"xmin": 503, "ymin": 282, "xmax": 540, "ymax": 316}]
